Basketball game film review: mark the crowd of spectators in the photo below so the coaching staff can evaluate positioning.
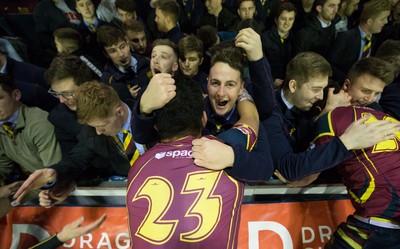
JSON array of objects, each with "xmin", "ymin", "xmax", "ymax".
[{"xmin": 1, "ymin": 0, "xmax": 400, "ymax": 247}]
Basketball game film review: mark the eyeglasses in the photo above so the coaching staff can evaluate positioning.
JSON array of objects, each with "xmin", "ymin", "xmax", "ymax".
[{"xmin": 48, "ymin": 88, "xmax": 77, "ymax": 99}]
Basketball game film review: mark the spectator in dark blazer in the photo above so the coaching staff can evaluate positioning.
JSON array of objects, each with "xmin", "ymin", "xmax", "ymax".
[
  {"xmin": 97, "ymin": 25, "xmax": 151, "ymax": 104},
  {"xmin": 177, "ymin": 0, "xmax": 205, "ymax": 33},
  {"xmin": 290, "ymin": 0, "xmax": 315, "ymax": 32},
  {"xmin": 74, "ymin": 0, "xmax": 108, "ymax": 65},
  {"xmin": 45, "ymin": 54, "xmax": 114, "ymax": 181},
  {"xmin": 335, "ymin": 0, "xmax": 361, "ymax": 33},
  {"xmin": 376, "ymin": 0, "xmax": 400, "ymax": 46},
  {"xmin": 235, "ymin": 0, "xmax": 265, "ymax": 31},
  {"xmin": 154, "ymin": 0, "xmax": 184, "ymax": 44},
  {"xmin": 253, "ymin": 0, "xmax": 280, "ymax": 30},
  {"xmin": 53, "ymin": 27, "xmax": 105, "ymax": 79},
  {"xmin": 33, "ymin": 0, "xmax": 80, "ymax": 52},
  {"xmin": 295, "ymin": 0, "xmax": 340, "ymax": 56},
  {"xmin": 178, "ymin": 35, "xmax": 208, "ymax": 93},
  {"xmin": 112, "ymin": 0, "xmax": 152, "ymax": 40},
  {"xmin": 262, "ymin": 2, "xmax": 297, "ymax": 89},
  {"xmin": 328, "ymin": 0, "xmax": 392, "ymax": 82},
  {"xmin": 122, "ymin": 19, "xmax": 152, "ymax": 59}
]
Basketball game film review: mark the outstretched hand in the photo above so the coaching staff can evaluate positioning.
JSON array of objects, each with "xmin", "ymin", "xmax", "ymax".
[
  {"xmin": 13, "ymin": 168, "xmax": 57, "ymax": 205},
  {"xmin": 57, "ymin": 214, "xmax": 107, "ymax": 243},
  {"xmin": 340, "ymin": 114, "xmax": 400, "ymax": 150}
]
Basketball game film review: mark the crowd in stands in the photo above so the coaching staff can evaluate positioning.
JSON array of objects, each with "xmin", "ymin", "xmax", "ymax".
[{"xmin": 1, "ymin": 0, "xmax": 400, "ymax": 247}]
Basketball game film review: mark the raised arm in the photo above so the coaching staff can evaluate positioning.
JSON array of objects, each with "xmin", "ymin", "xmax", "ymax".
[
  {"xmin": 132, "ymin": 73, "xmax": 176, "ymax": 144},
  {"xmin": 235, "ymin": 28, "xmax": 276, "ymax": 120},
  {"xmin": 268, "ymin": 112, "xmax": 400, "ymax": 181}
]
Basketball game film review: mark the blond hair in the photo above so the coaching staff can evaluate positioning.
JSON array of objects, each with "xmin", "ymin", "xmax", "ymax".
[
  {"xmin": 360, "ymin": 0, "xmax": 391, "ymax": 23},
  {"xmin": 284, "ymin": 52, "xmax": 332, "ymax": 89},
  {"xmin": 75, "ymin": 80, "xmax": 121, "ymax": 124}
]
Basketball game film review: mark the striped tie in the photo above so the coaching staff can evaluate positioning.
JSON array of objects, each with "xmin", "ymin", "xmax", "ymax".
[
  {"xmin": 89, "ymin": 24, "xmax": 96, "ymax": 33},
  {"xmin": 2, "ymin": 122, "xmax": 14, "ymax": 138},
  {"xmin": 121, "ymin": 129, "xmax": 140, "ymax": 166},
  {"xmin": 362, "ymin": 35, "xmax": 371, "ymax": 58}
]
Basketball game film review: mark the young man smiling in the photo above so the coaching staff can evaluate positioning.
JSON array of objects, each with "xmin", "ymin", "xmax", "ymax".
[
  {"xmin": 135, "ymin": 28, "xmax": 275, "ymax": 138},
  {"xmin": 195, "ymin": 52, "xmax": 400, "ymax": 185},
  {"xmin": 342, "ymin": 56, "xmax": 393, "ymax": 108},
  {"xmin": 133, "ymin": 28, "xmax": 277, "ymax": 183}
]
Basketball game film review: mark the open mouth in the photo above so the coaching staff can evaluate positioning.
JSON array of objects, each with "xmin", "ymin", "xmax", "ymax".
[
  {"xmin": 153, "ymin": 68, "xmax": 161, "ymax": 74},
  {"xmin": 217, "ymin": 100, "xmax": 228, "ymax": 107}
]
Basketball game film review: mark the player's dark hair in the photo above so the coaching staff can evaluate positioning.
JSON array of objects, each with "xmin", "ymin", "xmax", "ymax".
[{"xmin": 156, "ymin": 76, "xmax": 204, "ymax": 140}]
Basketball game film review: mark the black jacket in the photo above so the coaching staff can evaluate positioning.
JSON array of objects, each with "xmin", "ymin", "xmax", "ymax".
[
  {"xmin": 328, "ymin": 27, "xmax": 378, "ymax": 82},
  {"xmin": 101, "ymin": 53, "xmax": 152, "ymax": 104},
  {"xmin": 6, "ymin": 57, "xmax": 58, "ymax": 111},
  {"xmin": 201, "ymin": 8, "xmax": 238, "ymax": 32},
  {"xmin": 295, "ymin": 14, "xmax": 339, "ymax": 56},
  {"xmin": 261, "ymin": 26, "xmax": 295, "ymax": 81},
  {"xmin": 263, "ymin": 90, "xmax": 353, "ymax": 181},
  {"xmin": 48, "ymin": 104, "xmax": 115, "ymax": 180},
  {"xmin": 50, "ymin": 124, "xmax": 131, "ymax": 184}
]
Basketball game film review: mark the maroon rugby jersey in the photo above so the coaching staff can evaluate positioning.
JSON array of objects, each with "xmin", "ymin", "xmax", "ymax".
[
  {"xmin": 127, "ymin": 136, "xmax": 244, "ymax": 249},
  {"xmin": 314, "ymin": 106, "xmax": 400, "ymax": 223}
]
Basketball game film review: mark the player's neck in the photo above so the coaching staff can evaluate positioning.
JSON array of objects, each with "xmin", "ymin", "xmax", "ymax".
[{"xmin": 160, "ymin": 131, "xmax": 202, "ymax": 143}]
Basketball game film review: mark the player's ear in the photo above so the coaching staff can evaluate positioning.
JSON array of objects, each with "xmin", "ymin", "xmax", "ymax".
[
  {"xmin": 201, "ymin": 111, "xmax": 207, "ymax": 128},
  {"xmin": 116, "ymin": 105, "xmax": 124, "ymax": 117},
  {"xmin": 288, "ymin": 79, "xmax": 297, "ymax": 93},
  {"xmin": 342, "ymin": 79, "xmax": 351, "ymax": 91}
]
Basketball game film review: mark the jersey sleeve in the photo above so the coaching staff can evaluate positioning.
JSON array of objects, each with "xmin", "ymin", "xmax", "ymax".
[
  {"xmin": 313, "ymin": 107, "xmax": 356, "ymax": 146},
  {"xmin": 216, "ymin": 123, "xmax": 257, "ymax": 151}
]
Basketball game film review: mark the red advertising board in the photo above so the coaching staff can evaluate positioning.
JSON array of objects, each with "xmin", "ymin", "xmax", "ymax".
[{"xmin": 0, "ymin": 200, "xmax": 354, "ymax": 249}]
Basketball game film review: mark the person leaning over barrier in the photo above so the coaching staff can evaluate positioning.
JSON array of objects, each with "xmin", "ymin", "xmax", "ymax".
[{"xmin": 12, "ymin": 80, "xmax": 147, "ymax": 206}]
